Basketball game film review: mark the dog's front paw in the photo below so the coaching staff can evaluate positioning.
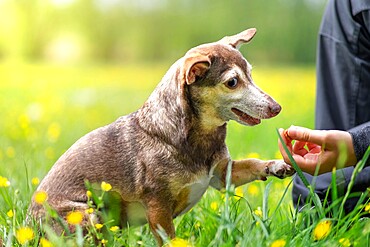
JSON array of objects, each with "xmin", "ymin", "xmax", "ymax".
[{"xmin": 265, "ymin": 160, "xmax": 295, "ymax": 179}]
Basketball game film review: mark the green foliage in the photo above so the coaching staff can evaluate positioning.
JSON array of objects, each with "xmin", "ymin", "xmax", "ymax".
[{"xmin": 0, "ymin": 0, "xmax": 325, "ymax": 64}]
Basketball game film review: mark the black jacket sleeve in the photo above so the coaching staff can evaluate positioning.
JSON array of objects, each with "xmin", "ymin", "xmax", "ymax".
[{"xmin": 348, "ymin": 121, "xmax": 370, "ymax": 165}]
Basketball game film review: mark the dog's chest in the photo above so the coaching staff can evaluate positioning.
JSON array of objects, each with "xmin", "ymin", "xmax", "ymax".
[{"xmin": 172, "ymin": 172, "xmax": 212, "ymax": 217}]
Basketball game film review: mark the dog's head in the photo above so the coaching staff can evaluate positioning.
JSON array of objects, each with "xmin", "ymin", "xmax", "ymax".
[{"xmin": 180, "ymin": 28, "xmax": 281, "ymax": 127}]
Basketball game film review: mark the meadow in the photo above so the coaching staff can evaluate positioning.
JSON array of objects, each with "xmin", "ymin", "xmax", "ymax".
[{"xmin": 1, "ymin": 62, "xmax": 369, "ymax": 246}]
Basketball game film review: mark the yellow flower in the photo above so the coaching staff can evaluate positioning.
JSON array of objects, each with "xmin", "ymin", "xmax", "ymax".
[
  {"xmin": 270, "ymin": 239, "xmax": 286, "ymax": 247},
  {"xmin": 365, "ymin": 203, "xmax": 370, "ymax": 213},
  {"xmin": 339, "ymin": 238, "xmax": 351, "ymax": 247},
  {"xmin": 210, "ymin": 201, "xmax": 218, "ymax": 211},
  {"xmin": 247, "ymin": 152, "xmax": 260, "ymax": 159},
  {"xmin": 101, "ymin": 181, "xmax": 112, "ymax": 192},
  {"xmin": 66, "ymin": 211, "xmax": 84, "ymax": 225},
  {"xmin": 110, "ymin": 226, "xmax": 119, "ymax": 232},
  {"xmin": 254, "ymin": 207, "xmax": 263, "ymax": 218},
  {"xmin": 234, "ymin": 187, "xmax": 244, "ymax": 199},
  {"xmin": 18, "ymin": 114, "xmax": 30, "ymax": 129},
  {"xmin": 16, "ymin": 227, "xmax": 35, "ymax": 245},
  {"xmin": 85, "ymin": 208, "xmax": 94, "ymax": 214},
  {"xmin": 86, "ymin": 190, "xmax": 92, "ymax": 198},
  {"xmin": 34, "ymin": 191, "xmax": 48, "ymax": 205},
  {"xmin": 170, "ymin": 237, "xmax": 192, "ymax": 247},
  {"xmin": 40, "ymin": 238, "xmax": 53, "ymax": 247},
  {"xmin": 101, "ymin": 239, "xmax": 108, "ymax": 245},
  {"xmin": 313, "ymin": 220, "xmax": 332, "ymax": 240},
  {"xmin": 95, "ymin": 223, "xmax": 104, "ymax": 230},
  {"xmin": 0, "ymin": 176, "xmax": 10, "ymax": 187},
  {"xmin": 31, "ymin": 177, "xmax": 40, "ymax": 186},
  {"xmin": 7, "ymin": 209, "xmax": 14, "ymax": 218},
  {"xmin": 247, "ymin": 183, "xmax": 259, "ymax": 196},
  {"xmin": 47, "ymin": 122, "xmax": 61, "ymax": 142}
]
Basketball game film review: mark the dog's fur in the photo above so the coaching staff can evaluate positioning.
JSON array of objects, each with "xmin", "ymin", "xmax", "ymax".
[{"xmin": 30, "ymin": 28, "xmax": 294, "ymax": 245}]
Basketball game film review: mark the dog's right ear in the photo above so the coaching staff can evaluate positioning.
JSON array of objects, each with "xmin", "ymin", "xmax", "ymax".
[{"xmin": 182, "ymin": 53, "xmax": 211, "ymax": 85}]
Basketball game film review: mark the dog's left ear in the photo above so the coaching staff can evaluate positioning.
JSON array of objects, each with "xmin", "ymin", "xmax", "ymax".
[
  {"xmin": 219, "ymin": 28, "xmax": 257, "ymax": 50},
  {"xmin": 183, "ymin": 53, "xmax": 211, "ymax": 85}
]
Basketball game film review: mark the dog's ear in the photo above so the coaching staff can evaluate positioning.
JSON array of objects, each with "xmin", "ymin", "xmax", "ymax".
[
  {"xmin": 219, "ymin": 28, "xmax": 257, "ymax": 50},
  {"xmin": 183, "ymin": 54, "xmax": 211, "ymax": 85}
]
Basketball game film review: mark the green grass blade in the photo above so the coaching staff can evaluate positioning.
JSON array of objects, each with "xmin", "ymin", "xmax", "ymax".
[
  {"xmin": 276, "ymin": 129, "xmax": 325, "ymax": 217},
  {"xmin": 262, "ymin": 181, "xmax": 271, "ymax": 221},
  {"xmin": 338, "ymin": 146, "xmax": 370, "ymax": 219},
  {"xmin": 276, "ymin": 129, "xmax": 310, "ymax": 187}
]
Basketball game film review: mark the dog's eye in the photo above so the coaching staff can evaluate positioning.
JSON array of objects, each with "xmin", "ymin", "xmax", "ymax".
[{"xmin": 226, "ymin": 77, "xmax": 238, "ymax": 89}]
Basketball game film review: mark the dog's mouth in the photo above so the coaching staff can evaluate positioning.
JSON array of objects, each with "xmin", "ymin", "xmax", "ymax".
[{"xmin": 231, "ymin": 108, "xmax": 261, "ymax": 125}]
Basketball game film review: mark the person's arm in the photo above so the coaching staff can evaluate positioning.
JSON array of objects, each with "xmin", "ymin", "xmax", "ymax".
[{"xmin": 278, "ymin": 126, "xmax": 357, "ymax": 175}]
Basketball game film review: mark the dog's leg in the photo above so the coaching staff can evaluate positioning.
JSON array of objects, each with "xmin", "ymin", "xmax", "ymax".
[
  {"xmin": 145, "ymin": 198, "xmax": 175, "ymax": 246},
  {"xmin": 211, "ymin": 158, "xmax": 294, "ymax": 188}
]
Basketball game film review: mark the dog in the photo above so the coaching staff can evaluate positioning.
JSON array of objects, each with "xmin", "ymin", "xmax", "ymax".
[{"xmin": 30, "ymin": 28, "xmax": 294, "ymax": 245}]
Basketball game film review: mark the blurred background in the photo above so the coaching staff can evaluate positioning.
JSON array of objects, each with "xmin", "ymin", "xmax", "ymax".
[{"xmin": 0, "ymin": 0, "xmax": 325, "ymax": 65}]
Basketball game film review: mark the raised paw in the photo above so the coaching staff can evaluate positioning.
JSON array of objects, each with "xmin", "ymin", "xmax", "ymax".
[{"xmin": 265, "ymin": 160, "xmax": 295, "ymax": 179}]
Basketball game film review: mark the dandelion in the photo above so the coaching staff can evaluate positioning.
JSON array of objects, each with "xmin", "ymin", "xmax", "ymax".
[
  {"xmin": 101, "ymin": 239, "xmax": 108, "ymax": 245},
  {"xmin": 339, "ymin": 238, "xmax": 351, "ymax": 247},
  {"xmin": 40, "ymin": 238, "xmax": 53, "ymax": 247},
  {"xmin": 210, "ymin": 201, "xmax": 218, "ymax": 211},
  {"xmin": 34, "ymin": 191, "xmax": 48, "ymax": 205},
  {"xmin": 270, "ymin": 239, "xmax": 286, "ymax": 247},
  {"xmin": 101, "ymin": 181, "xmax": 112, "ymax": 192},
  {"xmin": 247, "ymin": 152, "xmax": 260, "ymax": 159},
  {"xmin": 365, "ymin": 202, "xmax": 370, "ymax": 213},
  {"xmin": 95, "ymin": 223, "xmax": 104, "ymax": 230},
  {"xmin": 247, "ymin": 183, "xmax": 259, "ymax": 196},
  {"xmin": 31, "ymin": 177, "xmax": 40, "ymax": 185},
  {"xmin": 170, "ymin": 237, "xmax": 192, "ymax": 247},
  {"xmin": 47, "ymin": 122, "xmax": 61, "ymax": 142},
  {"xmin": 0, "ymin": 176, "xmax": 10, "ymax": 187},
  {"xmin": 66, "ymin": 211, "xmax": 83, "ymax": 225},
  {"xmin": 313, "ymin": 220, "xmax": 332, "ymax": 240},
  {"xmin": 110, "ymin": 226, "xmax": 119, "ymax": 232},
  {"xmin": 85, "ymin": 208, "xmax": 94, "ymax": 214},
  {"xmin": 18, "ymin": 114, "xmax": 30, "ymax": 129},
  {"xmin": 234, "ymin": 187, "xmax": 244, "ymax": 199},
  {"xmin": 15, "ymin": 227, "xmax": 35, "ymax": 245},
  {"xmin": 86, "ymin": 190, "xmax": 92, "ymax": 198},
  {"xmin": 7, "ymin": 209, "xmax": 14, "ymax": 218},
  {"xmin": 254, "ymin": 207, "xmax": 263, "ymax": 218}
]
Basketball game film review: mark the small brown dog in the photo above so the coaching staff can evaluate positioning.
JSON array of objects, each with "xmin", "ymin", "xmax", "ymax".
[{"xmin": 30, "ymin": 28, "xmax": 294, "ymax": 245}]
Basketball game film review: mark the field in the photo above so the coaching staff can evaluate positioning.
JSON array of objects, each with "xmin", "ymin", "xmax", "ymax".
[{"xmin": 1, "ymin": 62, "xmax": 369, "ymax": 246}]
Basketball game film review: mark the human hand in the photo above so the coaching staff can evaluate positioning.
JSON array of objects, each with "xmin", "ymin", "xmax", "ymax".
[{"xmin": 278, "ymin": 126, "xmax": 357, "ymax": 175}]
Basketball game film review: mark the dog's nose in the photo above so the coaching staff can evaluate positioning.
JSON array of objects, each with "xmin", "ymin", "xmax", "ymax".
[{"xmin": 269, "ymin": 103, "xmax": 281, "ymax": 115}]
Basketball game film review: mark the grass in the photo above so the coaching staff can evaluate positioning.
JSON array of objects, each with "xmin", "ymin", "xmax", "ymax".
[{"xmin": 0, "ymin": 61, "xmax": 369, "ymax": 246}]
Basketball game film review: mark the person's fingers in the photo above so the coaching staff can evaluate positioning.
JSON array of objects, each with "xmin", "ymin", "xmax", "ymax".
[
  {"xmin": 292, "ymin": 140, "xmax": 308, "ymax": 156},
  {"xmin": 306, "ymin": 142, "xmax": 321, "ymax": 154},
  {"xmin": 292, "ymin": 153, "xmax": 322, "ymax": 175},
  {"xmin": 287, "ymin": 126, "xmax": 326, "ymax": 146},
  {"xmin": 290, "ymin": 154, "xmax": 317, "ymax": 173}
]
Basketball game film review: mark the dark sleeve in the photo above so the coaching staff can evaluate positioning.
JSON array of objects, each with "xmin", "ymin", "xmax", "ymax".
[{"xmin": 348, "ymin": 121, "xmax": 370, "ymax": 165}]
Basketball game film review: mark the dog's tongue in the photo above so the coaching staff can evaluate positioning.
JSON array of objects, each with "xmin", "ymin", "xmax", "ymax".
[{"xmin": 232, "ymin": 108, "xmax": 261, "ymax": 125}]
